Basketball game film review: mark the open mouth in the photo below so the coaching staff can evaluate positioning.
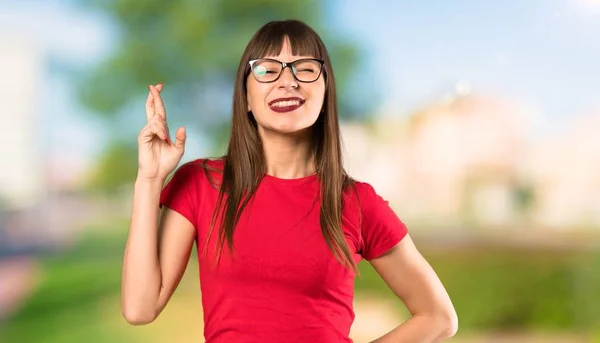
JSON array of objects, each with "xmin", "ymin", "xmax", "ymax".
[{"xmin": 268, "ymin": 97, "xmax": 306, "ymax": 113}]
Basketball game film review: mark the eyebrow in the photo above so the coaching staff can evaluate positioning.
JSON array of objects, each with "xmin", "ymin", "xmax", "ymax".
[{"xmin": 259, "ymin": 57, "xmax": 316, "ymax": 62}]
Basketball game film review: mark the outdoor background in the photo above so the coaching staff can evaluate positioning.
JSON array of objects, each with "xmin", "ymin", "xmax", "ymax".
[{"xmin": 1, "ymin": 0, "xmax": 600, "ymax": 342}]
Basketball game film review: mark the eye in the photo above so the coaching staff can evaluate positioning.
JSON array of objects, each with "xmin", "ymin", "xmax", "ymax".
[
  {"xmin": 292, "ymin": 66, "xmax": 314, "ymax": 73},
  {"xmin": 253, "ymin": 65, "xmax": 267, "ymax": 76},
  {"xmin": 293, "ymin": 60, "xmax": 321, "ymax": 74}
]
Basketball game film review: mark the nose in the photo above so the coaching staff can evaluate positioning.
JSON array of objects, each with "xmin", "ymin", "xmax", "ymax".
[{"xmin": 277, "ymin": 66, "xmax": 298, "ymax": 90}]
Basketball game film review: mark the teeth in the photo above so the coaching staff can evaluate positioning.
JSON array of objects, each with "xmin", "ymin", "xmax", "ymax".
[{"xmin": 271, "ymin": 100, "xmax": 301, "ymax": 107}]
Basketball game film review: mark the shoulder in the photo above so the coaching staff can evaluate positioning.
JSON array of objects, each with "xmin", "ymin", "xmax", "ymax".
[
  {"xmin": 170, "ymin": 157, "xmax": 224, "ymax": 179},
  {"xmin": 343, "ymin": 179, "xmax": 381, "ymax": 209},
  {"xmin": 160, "ymin": 157, "xmax": 224, "ymax": 207},
  {"xmin": 163, "ymin": 157, "xmax": 225, "ymax": 191},
  {"xmin": 344, "ymin": 178, "xmax": 401, "ymax": 224},
  {"xmin": 350, "ymin": 180, "xmax": 377, "ymax": 199},
  {"xmin": 346, "ymin": 179, "xmax": 409, "ymax": 260},
  {"xmin": 176, "ymin": 157, "xmax": 224, "ymax": 172}
]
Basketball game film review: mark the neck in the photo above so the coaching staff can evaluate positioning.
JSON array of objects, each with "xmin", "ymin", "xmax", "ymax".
[{"xmin": 260, "ymin": 128, "xmax": 315, "ymax": 179}]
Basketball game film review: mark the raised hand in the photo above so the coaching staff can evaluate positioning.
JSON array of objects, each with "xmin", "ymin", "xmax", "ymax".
[{"xmin": 136, "ymin": 83, "xmax": 187, "ymax": 182}]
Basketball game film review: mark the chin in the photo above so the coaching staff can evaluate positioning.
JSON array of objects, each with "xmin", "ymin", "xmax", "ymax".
[
  {"xmin": 259, "ymin": 113, "xmax": 317, "ymax": 135},
  {"xmin": 271, "ymin": 124, "xmax": 313, "ymax": 136},
  {"xmin": 263, "ymin": 120, "xmax": 316, "ymax": 136}
]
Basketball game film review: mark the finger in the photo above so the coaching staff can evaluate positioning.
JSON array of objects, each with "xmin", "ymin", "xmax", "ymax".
[
  {"xmin": 138, "ymin": 126, "xmax": 156, "ymax": 143},
  {"xmin": 173, "ymin": 126, "xmax": 186, "ymax": 151},
  {"xmin": 152, "ymin": 118, "xmax": 169, "ymax": 140},
  {"xmin": 149, "ymin": 85, "xmax": 166, "ymax": 120},
  {"xmin": 153, "ymin": 115, "xmax": 171, "ymax": 143},
  {"xmin": 140, "ymin": 121, "xmax": 167, "ymax": 141},
  {"xmin": 144, "ymin": 83, "xmax": 163, "ymax": 121},
  {"xmin": 145, "ymin": 91, "xmax": 154, "ymax": 121}
]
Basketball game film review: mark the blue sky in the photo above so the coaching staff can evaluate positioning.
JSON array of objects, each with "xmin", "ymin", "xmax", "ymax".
[
  {"xmin": 1, "ymin": 0, "xmax": 599, "ymax": 163},
  {"xmin": 331, "ymin": 0, "xmax": 600, "ymax": 122}
]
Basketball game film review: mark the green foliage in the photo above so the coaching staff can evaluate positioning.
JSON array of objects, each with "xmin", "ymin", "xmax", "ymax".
[
  {"xmin": 0, "ymin": 230, "xmax": 127, "ymax": 343},
  {"xmin": 73, "ymin": 0, "xmax": 376, "ymax": 194},
  {"xmin": 76, "ymin": 0, "xmax": 371, "ymax": 124},
  {"xmin": 513, "ymin": 181, "xmax": 536, "ymax": 217},
  {"xmin": 356, "ymin": 245, "xmax": 600, "ymax": 335},
  {"xmin": 84, "ymin": 139, "xmax": 139, "ymax": 194},
  {"xmin": 3, "ymin": 225, "xmax": 600, "ymax": 341}
]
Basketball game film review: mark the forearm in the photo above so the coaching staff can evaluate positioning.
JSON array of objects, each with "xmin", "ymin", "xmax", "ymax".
[
  {"xmin": 369, "ymin": 313, "xmax": 456, "ymax": 343},
  {"xmin": 121, "ymin": 177, "xmax": 165, "ymax": 323}
]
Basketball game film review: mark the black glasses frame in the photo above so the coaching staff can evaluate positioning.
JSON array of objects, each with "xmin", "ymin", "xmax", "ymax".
[{"xmin": 248, "ymin": 58, "xmax": 325, "ymax": 83}]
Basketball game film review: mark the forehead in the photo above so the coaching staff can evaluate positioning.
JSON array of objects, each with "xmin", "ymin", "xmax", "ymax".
[
  {"xmin": 263, "ymin": 38, "xmax": 314, "ymax": 60},
  {"xmin": 253, "ymin": 33, "xmax": 322, "ymax": 61}
]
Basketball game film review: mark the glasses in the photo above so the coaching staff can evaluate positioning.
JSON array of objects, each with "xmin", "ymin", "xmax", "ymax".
[{"xmin": 248, "ymin": 58, "xmax": 325, "ymax": 83}]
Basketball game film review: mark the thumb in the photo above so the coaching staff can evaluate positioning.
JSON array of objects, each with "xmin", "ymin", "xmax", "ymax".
[{"xmin": 173, "ymin": 126, "xmax": 186, "ymax": 151}]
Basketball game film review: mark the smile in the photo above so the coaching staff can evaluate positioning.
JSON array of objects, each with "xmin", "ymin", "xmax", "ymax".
[{"xmin": 268, "ymin": 97, "xmax": 306, "ymax": 113}]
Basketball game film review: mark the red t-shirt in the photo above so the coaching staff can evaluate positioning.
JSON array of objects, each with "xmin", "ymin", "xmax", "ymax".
[{"xmin": 159, "ymin": 158, "xmax": 408, "ymax": 343}]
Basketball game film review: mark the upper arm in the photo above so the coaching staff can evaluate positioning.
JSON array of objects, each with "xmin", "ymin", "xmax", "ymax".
[
  {"xmin": 369, "ymin": 234, "xmax": 456, "ymax": 320},
  {"xmin": 155, "ymin": 206, "xmax": 196, "ymax": 313}
]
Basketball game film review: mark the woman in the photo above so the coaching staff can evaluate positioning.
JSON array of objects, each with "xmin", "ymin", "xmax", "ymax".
[{"xmin": 121, "ymin": 19, "xmax": 458, "ymax": 342}]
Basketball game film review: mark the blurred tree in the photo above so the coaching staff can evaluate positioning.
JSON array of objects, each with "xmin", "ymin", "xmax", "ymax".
[
  {"xmin": 84, "ymin": 139, "xmax": 139, "ymax": 195},
  {"xmin": 73, "ymin": 0, "xmax": 378, "ymax": 192}
]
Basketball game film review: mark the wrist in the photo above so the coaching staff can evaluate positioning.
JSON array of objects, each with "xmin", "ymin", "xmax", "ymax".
[{"xmin": 135, "ymin": 174, "xmax": 166, "ymax": 188}]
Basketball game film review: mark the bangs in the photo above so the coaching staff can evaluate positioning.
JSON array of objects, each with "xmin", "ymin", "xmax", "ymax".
[{"xmin": 248, "ymin": 20, "xmax": 324, "ymax": 60}]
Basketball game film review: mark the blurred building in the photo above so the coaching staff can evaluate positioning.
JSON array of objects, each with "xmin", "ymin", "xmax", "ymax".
[
  {"xmin": 0, "ymin": 35, "xmax": 80, "ymax": 254},
  {"xmin": 0, "ymin": 35, "xmax": 46, "ymax": 211},
  {"xmin": 344, "ymin": 89, "xmax": 600, "ymax": 232},
  {"xmin": 343, "ymin": 90, "xmax": 536, "ymax": 230},
  {"xmin": 524, "ymin": 111, "xmax": 600, "ymax": 229}
]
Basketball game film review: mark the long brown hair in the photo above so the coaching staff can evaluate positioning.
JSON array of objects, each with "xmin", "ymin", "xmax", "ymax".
[{"xmin": 204, "ymin": 19, "xmax": 358, "ymax": 272}]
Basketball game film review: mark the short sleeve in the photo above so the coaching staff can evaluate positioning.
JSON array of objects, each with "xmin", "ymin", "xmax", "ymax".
[
  {"xmin": 159, "ymin": 162, "xmax": 200, "ymax": 228},
  {"xmin": 360, "ymin": 183, "xmax": 408, "ymax": 260}
]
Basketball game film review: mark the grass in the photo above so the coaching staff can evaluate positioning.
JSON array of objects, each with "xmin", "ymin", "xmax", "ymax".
[
  {"xmin": 2, "ymin": 222, "xmax": 599, "ymax": 342},
  {"xmin": 0, "ymin": 228, "xmax": 126, "ymax": 342}
]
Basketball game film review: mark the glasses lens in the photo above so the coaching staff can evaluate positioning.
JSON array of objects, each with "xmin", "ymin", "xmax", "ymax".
[
  {"xmin": 292, "ymin": 60, "xmax": 322, "ymax": 82},
  {"xmin": 252, "ymin": 60, "xmax": 282, "ymax": 82}
]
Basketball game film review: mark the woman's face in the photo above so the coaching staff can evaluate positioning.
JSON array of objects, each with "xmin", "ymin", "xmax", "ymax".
[{"xmin": 246, "ymin": 38, "xmax": 326, "ymax": 137}]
